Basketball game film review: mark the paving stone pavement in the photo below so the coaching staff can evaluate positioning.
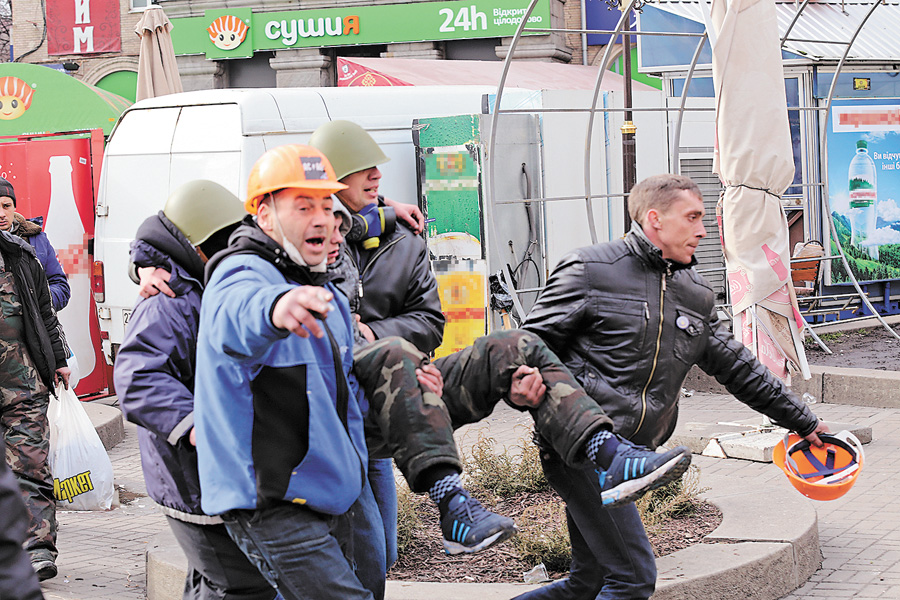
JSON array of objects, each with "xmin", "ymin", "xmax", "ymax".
[{"xmin": 35, "ymin": 393, "xmax": 900, "ymax": 599}]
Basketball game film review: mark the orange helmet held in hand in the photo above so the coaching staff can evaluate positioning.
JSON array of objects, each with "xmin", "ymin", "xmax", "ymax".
[
  {"xmin": 773, "ymin": 430, "xmax": 864, "ymax": 501},
  {"xmin": 245, "ymin": 145, "xmax": 347, "ymax": 214}
]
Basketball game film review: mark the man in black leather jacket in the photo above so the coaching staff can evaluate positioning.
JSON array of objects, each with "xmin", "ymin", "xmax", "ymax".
[{"xmin": 517, "ymin": 173, "xmax": 828, "ymax": 600}]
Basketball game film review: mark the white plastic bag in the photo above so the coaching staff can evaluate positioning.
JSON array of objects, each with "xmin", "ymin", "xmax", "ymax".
[{"xmin": 48, "ymin": 384, "xmax": 115, "ymax": 510}]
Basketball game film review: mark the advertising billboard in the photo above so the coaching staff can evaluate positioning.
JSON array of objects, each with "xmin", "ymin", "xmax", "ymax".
[
  {"xmin": 0, "ymin": 137, "xmax": 106, "ymax": 396},
  {"xmin": 826, "ymin": 99, "xmax": 900, "ymax": 284}
]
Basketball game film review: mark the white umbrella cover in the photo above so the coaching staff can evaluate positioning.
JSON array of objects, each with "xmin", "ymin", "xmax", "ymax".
[
  {"xmin": 711, "ymin": 0, "xmax": 810, "ymax": 381},
  {"xmin": 135, "ymin": 6, "xmax": 183, "ymax": 102}
]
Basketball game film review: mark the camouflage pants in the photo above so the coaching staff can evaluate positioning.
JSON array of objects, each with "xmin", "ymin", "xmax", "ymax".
[
  {"xmin": 0, "ymin": 352, "xmax": 55, "ymax": 560},
  {"xmin": 352, "ymin": 329, "xmax": 613, "ymax": 492}
]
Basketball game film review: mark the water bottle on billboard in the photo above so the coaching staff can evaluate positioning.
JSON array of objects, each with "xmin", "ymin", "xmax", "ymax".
[{"xmin": 848, "ymin": 139, "xmax": 879, "ymax": 260}]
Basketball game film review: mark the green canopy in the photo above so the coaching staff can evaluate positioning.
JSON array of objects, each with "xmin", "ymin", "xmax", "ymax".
[{"xmin": 0, "ymin": 63, "xmax": 131, "ymax": 137}]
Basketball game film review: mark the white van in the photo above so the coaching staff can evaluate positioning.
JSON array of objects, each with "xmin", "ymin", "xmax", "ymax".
[{"xmin": 92, "ymin": 85, "xmax": 540, "ymax": 362}]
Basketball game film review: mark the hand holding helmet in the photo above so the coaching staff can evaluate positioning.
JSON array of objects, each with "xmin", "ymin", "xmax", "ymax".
[{"xmin": 773, "ymin": 430, "xmax": 865, "ymax": 501}]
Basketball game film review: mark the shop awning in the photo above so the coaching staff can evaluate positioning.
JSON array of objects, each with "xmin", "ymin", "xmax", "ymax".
[
  {"xmin": 337, "ymin": 57, "xmax": 657, "ymax": 92},
  {"xmin": 0, "ymin": 63, "xmax": 131, "ymax": 138}
]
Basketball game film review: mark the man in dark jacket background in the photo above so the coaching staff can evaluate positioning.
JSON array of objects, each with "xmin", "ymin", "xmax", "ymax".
[
  {"xmin": 517, "ymin": 173, "xmax": 829, "ymax": 600},
  {"xmin": 114, "ymin": 180, "xmax": 277, "ymax": 600},
  {"xmin": 0, "ymin": 177, "xmax": 70, "ymax": 311},
  {"xmin": 0, "ymin": 229, "xmax": 69, "ymax": 582}
]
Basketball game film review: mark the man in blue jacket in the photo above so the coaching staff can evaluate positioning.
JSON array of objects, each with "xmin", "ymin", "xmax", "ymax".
[
  {"xmin": 0, "ymin": 177, "xmax": 70, "ymax": 311},
  {"xmin": 115, "ymin": 180, "xmax": 277, "ymax": 600},
  {"xmin": 194, "ymin": 145, "xmax": 376, "ymax": 600}
]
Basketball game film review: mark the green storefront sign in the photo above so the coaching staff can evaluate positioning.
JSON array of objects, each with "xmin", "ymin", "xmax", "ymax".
[{"xmin": 171, "ymin": 0, "xmax": 551, "ymax": 60}]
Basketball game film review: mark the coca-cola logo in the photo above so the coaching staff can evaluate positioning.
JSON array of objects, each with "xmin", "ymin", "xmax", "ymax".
[
  {"xmin": 768, "ymin": 284, "xmax": 790, "ymax": 305},
  {"xmin": 756, "ymin": 330, "xmax": 787, "ymax": 380},
  {"xmin": 729, "ymin": 267, "xmax": 750, "ymax": 304}
]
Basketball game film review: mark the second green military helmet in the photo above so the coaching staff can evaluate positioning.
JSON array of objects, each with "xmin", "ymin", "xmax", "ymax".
[
  {"xmin": 163, "ymin": 180, "xmax": 246, "ymax": 246},
  {"xmin": 308, "ymin": 120, "xmax": 390, "ymax": 181}
]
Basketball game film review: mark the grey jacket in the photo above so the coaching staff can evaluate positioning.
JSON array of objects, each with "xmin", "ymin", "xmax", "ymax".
[
  {"xmin": 349, "ymin": 222, "xmax": 444, "ymax": 354},
  {"xmin": 523, "ymin": 224, "xmax": 818, "ymax": 449}
]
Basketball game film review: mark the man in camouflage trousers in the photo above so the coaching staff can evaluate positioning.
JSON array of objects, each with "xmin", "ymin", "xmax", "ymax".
[
  {"xmin": 0, "ymin": 230, "xmax": 70, "ymax": 582},
  {"xmin": 354, "ymin": 330, "xmax": 614, "ymax": 492}
]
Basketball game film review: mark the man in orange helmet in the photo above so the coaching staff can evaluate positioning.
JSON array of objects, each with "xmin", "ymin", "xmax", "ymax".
[{"xmin": 193, "ymin": 145, "xmax": 375, "ymax": 600}]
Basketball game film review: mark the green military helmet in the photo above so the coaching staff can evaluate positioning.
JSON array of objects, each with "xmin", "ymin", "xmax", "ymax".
[
  {"xmin": 308, "ymin": 120, "xmax": 390, "ymax": 181},
  {"xmin": 163, "ymin": 180, "xmax": 245, "ymax": 246}
]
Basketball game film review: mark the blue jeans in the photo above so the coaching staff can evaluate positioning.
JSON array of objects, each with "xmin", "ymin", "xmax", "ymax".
[
  {"xmin": 166, "ymin": 517, "xmax": 279, "ymax": 600},
  {"xmin": 350, "ymin": 474, "xmax": 386, "ymax": 600},
  {"xmin": 513, "ymin": 447, "xmax": 656, "ymax": 600},
  {"xmin": 222, "ymin": 503, "xmax": 373, "ymax": 600},
  {"xmin": 367, "ymin": 457, "xmax": 398, "ymax": 568}
]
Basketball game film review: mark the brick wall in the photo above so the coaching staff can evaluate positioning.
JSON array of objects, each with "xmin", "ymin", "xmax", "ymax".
[{"xmin": 11, "ymin": 0, "xmax": 142, "ymax": 84}]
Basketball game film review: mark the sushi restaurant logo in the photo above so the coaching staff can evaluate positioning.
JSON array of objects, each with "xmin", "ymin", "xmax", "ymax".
[
  {"xmin": 207, "ymin": 15, "xmax": 249, "ymax": 51},
  {"xmin": 0, "ymin": 77, "xmax": 35, "ymax": 121}
]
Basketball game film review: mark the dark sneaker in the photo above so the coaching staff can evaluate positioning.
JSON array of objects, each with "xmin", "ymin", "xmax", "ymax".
[
  {"xmin": 439, "ymin": 490, "xmax": 517, "ymax": 555},
  {"xmin": 31, "ymin": 558, "xmax": 58, "ymax": 582},
  {"xmin": 598, "ymin": 442, "xmax": 692, "ymax": 508}
]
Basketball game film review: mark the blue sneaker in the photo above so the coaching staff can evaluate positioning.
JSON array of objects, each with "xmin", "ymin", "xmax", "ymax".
[
  {"xmin": 597, "ymin": 442, "xmax": 692, "ymax": 508},
  {"xmin": 439, "ymin": 490, "xmax": 517, "ymax": 555}
]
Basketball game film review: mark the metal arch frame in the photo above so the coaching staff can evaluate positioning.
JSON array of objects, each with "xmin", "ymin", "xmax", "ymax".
[
  {"xmin": 488, "ymin": 0, "xmax": 708, "ymax": 249},
  {"xmin": 789, "ymin": 0, "xmax": 900, "ymax": 342},
  {"xmin": 486, "ymin": 0, "xmax": 900, "ymax": 343}
]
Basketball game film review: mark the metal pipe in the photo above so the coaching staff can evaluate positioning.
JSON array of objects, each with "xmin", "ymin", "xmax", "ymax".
[
  {"xmin": 781, "ymin": 0, "xmax": 812, "ymax": 45},
  {"xmin": 622, "ymin": 12, "xmax": 636, "ymax": 231},
  {"xmin": 580, "ymin": 0, "xmax": 588, "ymax": 66},
  {"xmin": 486, "ymin": 0, "xmax": 540, "ymax": 321},
  {"xmin": 525, "ymin": 28, "xmax": 704, "ymax": 37},
  {"xmin": 582, "ymin": 2, "xmax": 639, "ymax": 244},
  {"xmin": 671, "ymin": 33, "xmax": 709, "ymax": 174}
]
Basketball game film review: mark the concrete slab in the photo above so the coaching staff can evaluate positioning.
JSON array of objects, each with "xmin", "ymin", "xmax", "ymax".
[{"xmin": 671, "ymin": 418, "xmax": 871, "ymax": 462}]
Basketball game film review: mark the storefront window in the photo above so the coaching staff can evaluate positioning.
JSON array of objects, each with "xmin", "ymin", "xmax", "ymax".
[{"xmin": 785, "ymin": 77, "xmax": 803, "ymax": 196}]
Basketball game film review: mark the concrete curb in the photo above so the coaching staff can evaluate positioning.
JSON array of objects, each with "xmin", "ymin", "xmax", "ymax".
[
  {"xmin": 140, "ymin": 362, "xmax": 900, "ymax": 600},
  {"xmin": 652, "ymin": 470, "xmax": 821, "ymax": 600},
  {"xmin": 84, "ymin": 400, "xmax": 125, "ymax": 451},
  {"xmin": 145, "ymin": 462, "xmax": 820, "ymax": 600},
  {"xmin": 684, "ymin": 364, "xmax": 900, "ymax": 409}
]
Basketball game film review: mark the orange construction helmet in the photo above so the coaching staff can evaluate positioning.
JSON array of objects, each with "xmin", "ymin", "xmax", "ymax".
[
  {"xmin": 772, "ymin": 431, "xmax": 864, "ymax": 501},
  {"xmin": 245, "ymin": 144, "xmax": 347, "ymax": 214}
]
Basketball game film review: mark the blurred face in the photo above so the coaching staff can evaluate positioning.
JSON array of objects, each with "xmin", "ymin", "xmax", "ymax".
[
  {"xmin": 258, "ymin": 189, "xmax": 335, "ymax": 266},
  {"xmin": 0, "ymin": 196, "xmax": 14, "ymax": 230},
  {"xmin": 336, "ymin": 166, "xmax": 381, "ymax": 213},
  {"xmin": 644, "ymin": 191, "xmax": 706, "ymax": 264},
  {"xmin": 327, "ymin": 214, "xmax": 345, "ymax": 265}
]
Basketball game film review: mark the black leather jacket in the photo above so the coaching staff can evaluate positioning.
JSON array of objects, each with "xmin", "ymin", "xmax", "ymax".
[
  {"xmin": 349, "ymin": 222, "xmax": 444, "ymax": 354},
  {"xmin": 523, "ymin": 224, "xmax": 818, "ymax": 449},
  {"xmin": 0, "ymin": 231, "xmax": 67, "ymax": 391}
]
